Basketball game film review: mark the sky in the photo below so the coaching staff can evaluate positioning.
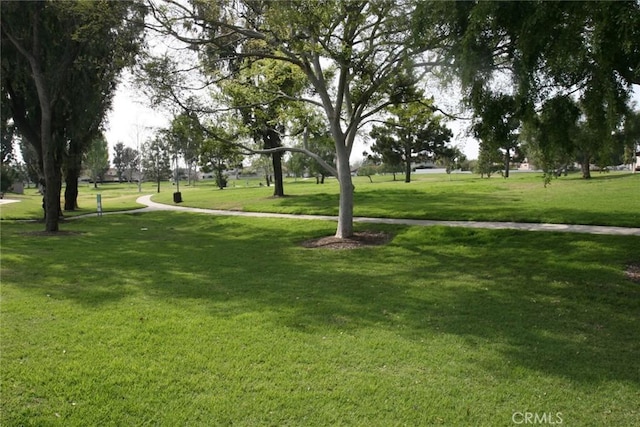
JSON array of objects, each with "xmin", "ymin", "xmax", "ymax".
[{"xmin": 104, "ymin": 73, "xmax": 167, "ymax": 153}]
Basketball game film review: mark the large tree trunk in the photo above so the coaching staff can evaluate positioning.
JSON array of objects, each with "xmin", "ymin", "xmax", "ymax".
[
  {"xmin": 64, "ymin": 167, "xmax": 80, "ymax": 211},
  {"xmin": 504, "ymin": 149, "xmax": 511, "ymax": 178},
  {"xmin": 335, "ymin": 156, "xmax": 354, "ymax": 239},
  {"xmin": 404, "ymin": 158, "xmax": 411, "ymax": 183},
  {"xmin": 264, "ymin": 128, "xmax": 285, "ymax": 197},
  {"xmin": 271, "ymin": 151, "xmax": 284, "ymax": 197},
  {"xmin": 42, "ymin": 133, "xmax": 62, "ymax": 231},
  {"xmin": 64, "ymin": 154, "xmax": 82, "ymax": 210},
  {"xmin": 37, "ymin": 87, "xmax": 62, "ymax": 231},
  {"xmin": 404, "ymin": 146, "xmax": 411, "ymax": 183},
  {"xmin": 4, "ymin": 5, "xmax": 76, "ymax": 232},
  {"xmin": 580, "ymin": 151, "xmax": 592, "ymax": 179},
  {"xmin": 26, "ymin": 24, "xmax": 62, "ymax": 231}
]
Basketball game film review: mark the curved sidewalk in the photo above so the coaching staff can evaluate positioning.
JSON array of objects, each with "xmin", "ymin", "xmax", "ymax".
[{"xmin": 130, "ymin": 195, "xmax": 640, "ymax": 237}]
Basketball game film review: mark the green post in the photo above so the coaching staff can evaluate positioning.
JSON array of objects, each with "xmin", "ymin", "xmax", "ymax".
[{"xmin": 97, "ymin": 194, "xmax": 103, "ymax": 217}]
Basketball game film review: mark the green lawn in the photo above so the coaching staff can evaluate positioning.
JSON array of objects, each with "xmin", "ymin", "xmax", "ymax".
[
  {"xmin": 2, "ymin": 172, "xmax": 639, "ymax": 424},
  {"xmin": 2, "ymin": 172, "xmax": 639, "ymax": 227},
  {"xmin": 154, "ymin": 172, "xmax": 640, "ymax": 227},
  {"xmin": 0, "ymin": 182, "xmax": 155, "ymax": 221},
  {"xmin": 2, "ymin": 211, "xmax": 639, "ymax": 425}
]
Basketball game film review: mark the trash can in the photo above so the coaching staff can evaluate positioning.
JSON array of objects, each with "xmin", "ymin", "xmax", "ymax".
[{"xmin": 173, "ymin": 192, "xmax": 182, "ymax": 203}]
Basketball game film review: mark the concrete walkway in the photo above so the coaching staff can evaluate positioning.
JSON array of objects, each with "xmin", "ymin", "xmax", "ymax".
[{"xmin": 122, "ymin": 195, "xmax": 640, "ymax": 237}]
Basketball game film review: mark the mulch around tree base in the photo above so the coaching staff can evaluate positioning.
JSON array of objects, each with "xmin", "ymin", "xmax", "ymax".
[
  {"xmin": 301, "ymin": 231, "xmax": 393, "ymax": 250},
  {"xmin": 625, "ymin": 263, "xmax": 640, "ymax": 282}
]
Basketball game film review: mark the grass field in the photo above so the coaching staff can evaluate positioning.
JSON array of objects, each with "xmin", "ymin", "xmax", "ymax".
[
  {"xmin": 2, "ymin": 171, "xmax": 639, "ymax": 227},
  {"xmin": 0, "ymin": 182, "xmax": 155, "ymax": 221},
  {"xmin": 1, "ymin": 171, "xmax": 639, "ymax": 425}
]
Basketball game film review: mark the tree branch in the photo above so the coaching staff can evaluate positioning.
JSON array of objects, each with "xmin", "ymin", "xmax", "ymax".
[{"xmin": 240, "ymin": 145, "xmax": 338, "ymax": 177}]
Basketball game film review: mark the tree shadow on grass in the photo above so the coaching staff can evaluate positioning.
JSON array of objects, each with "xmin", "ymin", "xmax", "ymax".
[
  {"xmin": 281, "ymin": 226, "xmax": 640, "ymax": 385},
  {"xmin": 2, "ymin": 212, "xmax": 639, "ymax": 386},
  {"xmin": 583, "ymin": 172, "xmax": 639, "ymax": 181},
  {"xmin": 271, "ymin": 187, "xmax": 640, "ymax": 226}
]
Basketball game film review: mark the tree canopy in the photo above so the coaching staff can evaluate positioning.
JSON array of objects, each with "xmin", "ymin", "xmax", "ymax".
[
  {"xmin": 144, "ymin": 0, "xmax": 448, "ymax": 237},
  {"xmin": 83, "ymin": 134, "xmax": 110, "ymax": 188},
  {"xmin": 1, "ymin": 0, "xmax": 145, "ymax": 230},
  {"xmin": 6, "ymin": 0, "xmax": 637, "ymax": 234},
  {"xmin": 220, "ymin": 56, "xmax": 310, "ymax": 196},
  {"xmin": 369, "ymin": 98, "xmax": 452, "ymax": 183},
  {"xmin": 414, "ymin": 0, "xmax": 639, "ymax": 180},
  {"xmin": 142, "ymin": 133, "xmax": 172, "ymax": 193}
]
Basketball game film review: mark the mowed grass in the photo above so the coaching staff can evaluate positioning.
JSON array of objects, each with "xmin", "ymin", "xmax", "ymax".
[
  {"xmin": 1, "ymin": 212, "xmax": 639, "ymax": 425},
  {"xmin": 153, "ymin": 172, "xmax": 640, "ymax": 227},
  {"xmin": 2, "ymin": 172, "xmax": 639, "ymax": 227},
  {"xmin": 0, "ymin": 182, "xmax": 158, "ymax": 221}
]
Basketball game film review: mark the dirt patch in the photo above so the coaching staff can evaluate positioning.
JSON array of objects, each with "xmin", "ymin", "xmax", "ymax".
[
  {"xmin": 301, "ymin": 231, "xmax": 392, "ymax": 250},
  {"xmin": 625, "ymin": 262, "xmax": 640, "ymax": 282}
]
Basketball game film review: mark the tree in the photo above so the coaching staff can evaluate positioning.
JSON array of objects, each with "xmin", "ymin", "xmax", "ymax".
[
  {"xmin": 83, "ymin": 134, "xmax": 110, "ymax": 189},
  {"xmin": 472, "ymin": 93, "xmax": 521, "ymax": 178},
  {"xmin": 199, "ymin": 124, "xmax": 243, "ymax": 190},
  {"xmin": 474, "ymin": 144, "xmax": 503, "ymax": 178},
  {"xmin": 414, "ymin": 1, "xmax": 638, "ymax": 182},
  {"xmin": 19, "ymin": 140, "xmax": 41, "ymax": 187},
  {"xmin": 0, "ymin": 101, "xmax": 17, "ymax": 194},
  {"xmin": 369, "ymin": 100, "xmax": 452, "ymax": 183},
  {"xmin": 620, "ymin": 110, "xmax": 640, "ymax": 171},
  {"xmin": 0, "ymin": 165, "xmax": 15, "ymax": 193},
  {"xmin": 145, "ymin": 0, "xmax": 446, "ymax": 238},
  {"xmin": 167, "ymin": 112, "xmax": 203, "ymax": 186},
  {"xmin": 300, "ymin": 125, "xmax": 335, "ymax": 185},
  {"xmin": 437, "ymin": 146, "xmax": 466, "ymax": 177},
  {"xmin": 522, "ymin": 95, "xmax": 581, "ymax": 183},
  {"xmin": 178, "ymin": 113, "xmax": 204, "ymax": 185},
  {"xmin": 355, "ymin": 155, "xmax": 386, "ymax": 183},
  {"xmin": 366, "ymin": 133, "xmax": 403, "ymax": 181},
  {"xmin": 287, "ymin": 148, "xmax": 310, "ymax": 179},
  {"xmin": 1, "ymin": 97, "xmax": 15, "ymax": 166},
  {"xmin": 1, "ymin": 2, "xmax": 62, "ymax": 223},
  {"xmin": 574, "ymin": 120, "xmax": 603, "ymax": 180},
  {"xmin": 112, "ymin": 142, "xmax": 127, "ymax": 182},
  {"xmin": 124, "ymin": 147, "xmax": 140, "ymax": 184},
  {"xmin": 221, "ymin": 57, "xmax": 309, "ymax": 197},
  {"xmin": 248, "ymin": 154, "xmax": 274, "ymax": 187},
  {"xmin": 142, "ymin": 135, "xmax": 171, "ymax": 193},
  {"xmin": 114, "ymin": 142, "xmax": 141, "ymax": 184},
  {"xmin": 0, "ymin": 107, "xmax": 18, "ymax": 192},
  {"xmin": 1, "ymin": 1, "xmax": 145, "ymax": 230}
]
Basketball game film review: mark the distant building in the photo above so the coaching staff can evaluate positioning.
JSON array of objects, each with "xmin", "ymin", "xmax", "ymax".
[
  {"xmin": 518, "ymin": 160, "xmax": 535, "ymax": 171},
  {"xmin": 412, "ymin": 161, "xmax": 437, "ymax": 170}
]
